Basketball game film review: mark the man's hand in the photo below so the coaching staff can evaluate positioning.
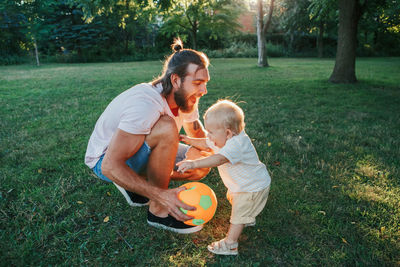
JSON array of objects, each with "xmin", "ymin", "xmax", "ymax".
[
  {"xmin": 176, "ymin": 160, "xmax": 196, "ymax": 173},
  {"xmin": 157, "ymin": 187, "xmax": 196, "ymax": 221}
]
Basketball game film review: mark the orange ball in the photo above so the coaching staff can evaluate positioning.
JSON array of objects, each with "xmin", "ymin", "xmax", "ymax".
[{"xmin": 178, "ymin": 182, "xmax": 218, "ymax": 226}]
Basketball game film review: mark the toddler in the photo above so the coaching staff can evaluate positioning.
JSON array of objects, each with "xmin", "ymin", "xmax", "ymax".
[{"xmin": 177, "ymin": 100, "xmax": 271, "ymax": 255}]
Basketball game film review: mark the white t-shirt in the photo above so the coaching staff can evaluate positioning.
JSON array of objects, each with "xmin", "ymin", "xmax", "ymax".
[
  {"xmin": 85, "ymin": 83, "xmax": 199, "ymax": 168},
  {"xmin": 216, "ymin": 131, "xmax": 271, "ymax": 193}
]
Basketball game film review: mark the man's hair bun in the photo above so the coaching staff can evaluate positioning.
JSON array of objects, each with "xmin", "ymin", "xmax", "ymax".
[{"xmin": 171, "ymin": 37, "xmax": 183, "ymax": 52}]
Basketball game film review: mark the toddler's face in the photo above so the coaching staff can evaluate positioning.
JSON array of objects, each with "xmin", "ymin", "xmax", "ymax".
[{"xmin": 204, "ymin": 120, "xmax": 229, "ymax": 148}]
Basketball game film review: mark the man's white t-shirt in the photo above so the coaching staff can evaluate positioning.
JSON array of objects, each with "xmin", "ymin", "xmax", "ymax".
[
  {"xmin": 216, "ymin": 131, "xmax": 271, "ymax": 193},
  {"xmin": 85, "ymin": 83, "xmax": 199, "ymax": 169}
]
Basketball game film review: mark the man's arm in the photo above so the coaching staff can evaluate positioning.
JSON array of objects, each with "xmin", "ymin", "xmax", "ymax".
[
  {"xmin": 179, "ymin": 135, "xmax": 209, "ymax": 151},
  {"xmin": 183, "ymin": 119, "xmax": 206, "ymax": 138},
  {"xmin": 101, "ymin": 129, "xmax": 195, "ymax": 221}
]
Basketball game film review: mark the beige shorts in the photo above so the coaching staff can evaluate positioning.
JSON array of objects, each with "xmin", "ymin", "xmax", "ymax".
[{"xmin": 226, "ymin": 186, "xmax": 270, "ymax": 225}]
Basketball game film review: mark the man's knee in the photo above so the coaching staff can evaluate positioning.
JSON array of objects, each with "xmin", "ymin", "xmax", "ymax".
[
  {"xmin": 191, "ymin": 167, "xmax": 211, "ymax": 180},
  {"xmin": 146, "ymin": 115, "xmax": 178, "ymax": 148}
]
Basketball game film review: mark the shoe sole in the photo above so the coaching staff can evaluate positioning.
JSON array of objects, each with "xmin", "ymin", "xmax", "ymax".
[
  {"xmin": 245, "ymin": 222, "xmax": 256, "ymax": 227},
  {"xmin": 207, "ymin": 246, "xmax": 238, "ymax": 255},
  {"xmin": 114, "ymin": 183, "xmax": 149, "ymax": 207},
  {"xmin": 147, "ymin": 220, "xmax": 203, "ymax": 234}
]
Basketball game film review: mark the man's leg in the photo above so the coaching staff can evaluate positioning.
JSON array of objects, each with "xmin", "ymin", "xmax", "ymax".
[
  {"xmin": 144, "ymin": 115, "xmax": 179, "ymax": 217},
  {"xmin": 144, "ymin": 116, "xmax": 204, "ymax": 233},
  {"xmin": 170, "ymin": 146, "xmax": 211, "ymax": 181}
]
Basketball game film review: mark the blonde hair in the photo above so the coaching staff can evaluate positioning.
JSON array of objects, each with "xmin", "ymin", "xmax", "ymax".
[{"xmin": 204, "ymin": 100, "xmax": 245, "ymax": 135}]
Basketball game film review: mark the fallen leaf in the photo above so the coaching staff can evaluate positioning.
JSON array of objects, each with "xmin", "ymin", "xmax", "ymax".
[
  {"xmin": 318, "ymin": 211, "xmax": 326, "ymax": 216},
  {"xmin": 381, "ymin": 226, "xmax": 385, "ymax": 232},
  {"xmin": 38, "ymin": 169, "xmax": 42, "ymax": 174},
  {"xmin": 332, "ymin": 185, "xmax": 339, "ymax": 188},
  {"xmin": 341, "ymin": 238, "xmax": 349, "ymax": 245},
  {"xmin": 267, "ymin": 142, "xmax": 271, "ymax": 147},
  {"xmin": 107, "ymin": 192, "xmax": 111, "ymax": 196},
  {"xmin": 77, "ymin": 201, "xmax": 83, "ymax": 204},
  {"xmin": 104, "ymin": 216, "xmax": 110, "ymax": 223},
  {"xmin": 273, "ymin": 161, "xmax": 281, "ymax": 166}
]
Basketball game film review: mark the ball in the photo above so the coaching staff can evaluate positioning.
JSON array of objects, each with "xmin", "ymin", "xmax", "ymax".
[{"xmin": 178, "ymin": 182, "xmax": 218, "ymax": 226}]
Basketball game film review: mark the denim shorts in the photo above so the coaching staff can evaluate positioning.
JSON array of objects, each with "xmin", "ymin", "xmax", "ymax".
[{"xmin": 92, "ymin": 142, "xmax": 190, "ymax": 182}]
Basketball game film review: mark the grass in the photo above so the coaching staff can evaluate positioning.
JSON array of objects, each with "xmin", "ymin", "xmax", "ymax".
[{"xmin": 1, "ymin": 57, "xmax": 399, "ymax": 266}]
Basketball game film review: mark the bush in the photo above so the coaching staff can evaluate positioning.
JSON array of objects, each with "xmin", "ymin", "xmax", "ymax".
[
  {"xmin": 202, "ymin": 41, "xmax": 286, "ymax": 58},
  {"xmin": 0, "ymin": 54, "xmax": 29, "ymax": 65}
]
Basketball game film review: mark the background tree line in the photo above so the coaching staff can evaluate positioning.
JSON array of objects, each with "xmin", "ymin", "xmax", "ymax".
[{"xmin": 1, "ymin": 0, "xmax": 399, "ymax": 65}]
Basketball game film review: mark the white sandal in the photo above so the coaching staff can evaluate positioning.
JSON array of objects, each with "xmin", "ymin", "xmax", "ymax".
[{"xmin": 207, "ymin": 238, "xmax": 238, "ymax": 255}]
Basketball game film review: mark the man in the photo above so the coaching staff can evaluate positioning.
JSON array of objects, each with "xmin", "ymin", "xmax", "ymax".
[{"xmin": 85, "ymin": 38, "xmax": 210, "ymax": 234}]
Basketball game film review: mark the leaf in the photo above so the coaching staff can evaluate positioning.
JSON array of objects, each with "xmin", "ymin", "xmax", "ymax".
[
  {"xmin": 341, "ymin": 238, "xmax": 349, "ymax": 245},
  {"xmin": 103, "ymin": 216, "xmax": 110, "ymax": 223},
  {"xmin": 107, "ymin": 192, "xmax": 111, "ymax": 196},
  {"xmin": 267, "ymin": 142, "xmax": 271, "ymax": 147},
  {"xmin": 38, "ymin": 169, "xmax": 42, "ymax": 173},
  {"xmin": 318, "ymin": 210, "xmax": 326, "ymax": 216},
  {"xmin": 77, "ymin": 201, "xmax": 83, "ymax": 204},
  {"xmin": 273, "ymin": 161, "xmax": 281, "ymax": 166}
]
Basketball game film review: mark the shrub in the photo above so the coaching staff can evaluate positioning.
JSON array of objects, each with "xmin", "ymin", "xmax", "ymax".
[
  {"xmin": 202, "ymin": 41, "xmax": 285, "ymax": 58},
  {"xmin": 0, "ymin": 55, "xmax": 29, "ymax": 65}
]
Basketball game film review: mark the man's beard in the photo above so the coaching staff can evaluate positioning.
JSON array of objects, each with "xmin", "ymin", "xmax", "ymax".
[{"xmin": 174, "ymin": 85, "xmax": 195, "ymax": 113}]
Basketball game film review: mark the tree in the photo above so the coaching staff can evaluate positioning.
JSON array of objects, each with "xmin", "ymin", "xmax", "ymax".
[
  {"xmin": 308, "ymin": 0, "xmax": 337, "ymax": 58},
  {"xmin": 256, "ymin": 0, "xmax": 274, "ymax": 67},
  {"xmin": 161, "ymin": 0, "xmax": 241, "ymax": 50},
  {"xmin": 329, "ymin": 0, "xmax": 365, "ymax": 83},
  {"xmin": 0, "ymin": 1, "xmax": 29, "ymax": 62}
]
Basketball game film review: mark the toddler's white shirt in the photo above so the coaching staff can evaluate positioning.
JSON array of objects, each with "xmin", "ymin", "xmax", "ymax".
[
  {"xmin": 216, "ymin": 131, "xmax": 271, "ymax": 193},
  {"xmin": 85, "ymin": 83, "xmax": 198, "ymax": 168}
]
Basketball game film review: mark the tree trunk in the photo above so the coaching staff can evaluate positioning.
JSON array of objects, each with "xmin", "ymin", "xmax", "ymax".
[
  {"xmin": 317, "ymin": 21, "xmax": 324, "ymax": 58},
  {"xmin": 257, "ymin": 0, "xmax": 274, "ymax": 67},
  {"xmin": 329, "ymin": 0, "xmax": 361, "ymax": 83},
  {"xmin": 33, "ymin": 36, "xmax": 40, "ymax": 67},
  {"xmin": 257, "ymin": 26, "xmax": 268, "ymax": 67},
  {"xmin": 191, "ymin": 22, "xmax": 198, "ymax": 50},
  {"xmin": 191, "ymin": 31, "xmax": 197, "ymax": 50}
]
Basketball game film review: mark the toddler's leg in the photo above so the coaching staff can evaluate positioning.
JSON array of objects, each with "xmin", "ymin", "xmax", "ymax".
[
  {"xmin": 226, "ymin": 223, "xmax": 244, "ymax": 244},
  {"xmin": 207, "ymin": 223, "xmax": 244, "ymax": 255}
]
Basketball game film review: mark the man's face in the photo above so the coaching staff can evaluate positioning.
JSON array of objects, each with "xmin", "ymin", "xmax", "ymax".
[{"xmin": 174, "ymin": 63, "xmax": 209, "ymax": 113}]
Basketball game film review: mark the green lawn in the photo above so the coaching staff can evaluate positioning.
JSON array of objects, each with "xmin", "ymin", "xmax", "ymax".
[{"xmin": 1, "ymin": 58, "xmax": 399, "ymax": 266}]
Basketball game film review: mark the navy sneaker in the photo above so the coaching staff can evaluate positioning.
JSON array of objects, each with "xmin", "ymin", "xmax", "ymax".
[
  {"xmin": 114, "ymin": 182, "xmax": 149, "ymax": 207},
  {"xmin": 147, "ymin": 211, "xmax": 203, "ymax": 234}
]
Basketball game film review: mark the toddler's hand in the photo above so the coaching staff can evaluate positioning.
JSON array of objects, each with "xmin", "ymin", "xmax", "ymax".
[
  {"xmin": 176, "ymin": 160, "xmax": 195, "ymax": 173},
  {"xmin": 179, "ymin": 134, "xmax": 190, "ymax": 144}
]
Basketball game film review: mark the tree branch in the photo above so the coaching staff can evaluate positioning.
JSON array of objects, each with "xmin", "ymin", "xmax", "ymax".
[{"xmin": 262, "ymin": 0, "xmax": 275, "ymax": 35}]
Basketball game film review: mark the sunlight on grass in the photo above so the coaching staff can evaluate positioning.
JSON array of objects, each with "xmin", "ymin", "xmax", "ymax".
[{"xmin": 1, "ymin": 58, "xmax": 399, "ymax": 265}]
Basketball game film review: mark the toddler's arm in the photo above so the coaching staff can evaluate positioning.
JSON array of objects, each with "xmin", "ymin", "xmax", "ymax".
[
  {"xmin": 180, "ymin": 135, "xmax": 210, "ymax": 151},
  {"xmin": 176, "ymin": 154, "xmax": 229, "ymax": 173}
]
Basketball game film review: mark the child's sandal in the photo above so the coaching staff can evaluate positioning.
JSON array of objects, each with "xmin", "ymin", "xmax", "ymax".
[{"xmin": 207, "ymin": 238, "xmax": 238, "ymax": 255}]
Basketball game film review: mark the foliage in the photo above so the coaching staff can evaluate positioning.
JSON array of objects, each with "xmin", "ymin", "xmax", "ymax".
[
  {"xmin": 160, "ymin": 0, "xmax": 243, "ymax": 50},
  {"xmin": 1, "ymin": 58, "xmax": 400, "ymax": 265},
  {"xmin": 1, "ymin": 0, "xmax": 400, "ymax": 64},
  {"xmin": 202, "ymin": 41, "xmax": 285, "ymax": 58}
]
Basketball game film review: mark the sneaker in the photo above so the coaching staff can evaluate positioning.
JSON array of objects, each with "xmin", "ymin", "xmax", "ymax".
[
  {"xmin": 147, "ymin": 211, "xmax": 203, "ymax": 234},
  {"xmin": 113, "ymin": 182, "xmax": 149, "ymax": 207}
]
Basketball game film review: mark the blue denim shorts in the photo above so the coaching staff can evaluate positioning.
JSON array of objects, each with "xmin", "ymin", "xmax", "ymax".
[{"xmin": 92, "ymin": 142, "xmax": 190, "ymax": 182}]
